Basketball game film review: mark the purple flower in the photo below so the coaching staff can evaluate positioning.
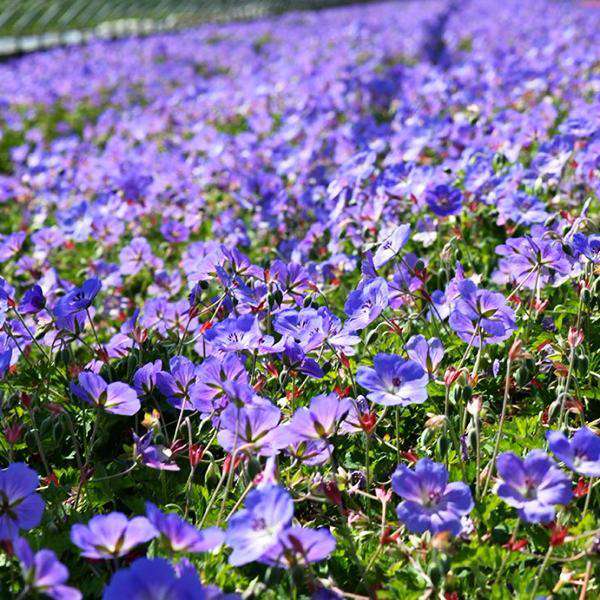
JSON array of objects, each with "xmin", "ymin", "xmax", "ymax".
[
  {"xmin": 160, "ymin": 220, "xmax": 190, "ymax": 243},
  {"xmin": 0, "ymin": 232, "xmax": 26, "ymax": 263},
  {"xmin": 14, "ymin": 537, "xmax": 81, "ymax": 600},
  {"xmin": 71, "ymin": 512, "xmax": 157, "ymax": 559},
  {"xmin": 103, "ymin": 558, "xmax": 208, "ymax": 600},
  {"xmin": 373, "ymin": 224, "xmax": 411, "ymax": 269},
  {"xmin": 494, "ymin": 236, "xmax": 571, "ymax": 289},
  {"xmin": 156, "ymin": 356, "xmax": 198, "ymax": 410},
  {"xmin": 570, "ymin": 233, "xmax": 600, "ymax": 263},
  {"xmin": 189, "ymin": 355, "xmax": 248, "ymax": 414},
  {"xmin": 425, "ymin": 185, "xmax": 463, "ymax": 217},
  {"xmin": 0, "ymin": 463, "xmax": 45, "ymax": 540},
  {"xmin": 217, "ymin": 398, "xmax": 281, "ymax": 455},
  {"xmin": 449, "ymin": 280, "xmax": 516, "ymax": 346},
  {"xmin": 145, "ymin": 502, "xmax": 224, "ymax": 553},
  {"xmin": 392, "ymin": 458, "xmax": 473, "ymax": 536},
  {"xmin": 0, "ymin": 345, "xmax": 12, "ymax": 380},
  {"xmin": 344, "ymin": 277, "xmax": 389, "ymax": 331},
  {"xmin": 496, "ymin": 451, "xmax": 573, "ymax": 523},
  {"xmin": 287, "ymin": 393, "xmax": 353, "ymax": 441},
  {"xmin": 204, "ymin": 314, "xmax": 276, "ymax": 354},
  {"xmin": 225, "ymin": 485, "xmax": 294, "ymax": 566},
  {"xmin": 546, "ymin": 427, "xmax": 600, "ymax": 478},
  {"xmin": 133, "ymin": 431, "xmax": 180, "ymax": 472},
  {"xmin": 132, "ymin": 360, "xmax": 163, "ymax": 395},
  {"xmin": 119, "ymin": 237, "xmax": 162, "ymax": 276},
  {"xmin": 54, "ymin": 278, "xmax": 101, "ymax": 318},
  {"xmin": 356, "ymin": 354, "xmax": 428, "ymax": 406},
  {"xmin": 18, "ymin": 285, "xmax": 46, "ymax": 315},
  {"xmin": 259, "ymin": 527, "xmax": 336, "ymax": 568},
  {"xmin": 405, "ymin": 335, "xmax": 444, "ymax": 375},
  {"xmin": 70, "ymin": 372, "xmax": 140, "ymax": 416}
]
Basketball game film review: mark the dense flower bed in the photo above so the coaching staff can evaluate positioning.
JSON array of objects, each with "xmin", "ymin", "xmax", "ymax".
[{"xmin": 0, "ymin": 0, "xmax": 599, "ymax": 597}]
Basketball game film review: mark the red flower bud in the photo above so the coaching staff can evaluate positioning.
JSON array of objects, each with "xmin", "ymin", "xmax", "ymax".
[
  {"xmin": 359, "ymin": 412, "xmax": 377, "ymax": 435},
  {"xmin": 322, "ymin": 481, "xmax": 343, "ymax": 506},
  {"xmin": 188, "ymin": 444, "xmax": 204, "ymax": 468},
  {"xmin": 567, "ymin": 327, "xmax": 584, "ymax": 348},
  {"xmin": 4, "ymin": 423, "xmax": 24, "ymax": 444}
]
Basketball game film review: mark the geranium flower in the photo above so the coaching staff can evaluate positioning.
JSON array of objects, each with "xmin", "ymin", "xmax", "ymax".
[
  {"xmin": 259, "ymin": 527, "xmax": 336, "ymax": 568},
  {"xmin": 373, "ymin": 224, "xmax": 411, "ymax": 269},
  {"xmin": 14, "ymin": 537, "xmax": 81, "ymax": 600},
  {"xmin": 217, "ymin": 398, "xmax": 281, "ymax": 455},
  {"xmin": 495, "ymin": 451, "xmax": 572, "ymax": 523},
  {"xmin": 54, "ymin": 278, "xmax": 101, "ymax": 318},
  {"xmin": 425, "ymin": 184, "xmax": 463, "ymax": 217},
  {"xmin": 204, "ymin": 314, "xmax": 277, "ymax": 354},
  {"xmin": 70, "ymin": 372, "xmax": 140, "ymax": 416},
  {"xmin": 287, "ymin": 393, "xmax": 353, "ymax": 441},
  {"xmin": 392, "ymin": 458, "xmax": 473, "ymax": 535},
  {"xmin": 448, "ymin": 280, "xmax": 516, "ymax": 346},
  {"xmin": 133, "ymin": 431, "xmax": 180, "ymax": 472},
  {"xmin": 132, "ymin": 360, "xmax": 163, "ymax": 395},
  {"xmin": 344, "ymin": 277, "xmax": 389, "ymax": 331},
  {"xmin": 18, "ymin": 285, "xmax": 46, "ymax": 315},
  {"xmin": 225, "ymin": 485, "xmax": 294, "ymax": 566},
  {"xmin": 71, "ymin": 512, "xmax": 157, "ymax": 559},
  {"xmin": 156, "ymin": 356, "xmax": 198, "ymax": 410},
  {"xmin": 145, "ymin": 502, "xmax": 224, "ymax": 553},
  {"xmin": 546, "ymin": 427, "xmax": 600, "ymax": 477},
  {"xmin": 494, "ymin": 235, "xmax": 571, "ymax": 289},
  {"xmin": 356, "ymin": 354, "xmax": 428, "ymax": 406},
  {"xmin": 405, "ymin": 334, "xmax": 444, "ymax": 375},
  {"xmin": 0, "ymin": 463, "xmax": 45, "ymax": 540},
  {"xmin": 103, "ymin": 558, "xmax": 209, "ymax": 600}
]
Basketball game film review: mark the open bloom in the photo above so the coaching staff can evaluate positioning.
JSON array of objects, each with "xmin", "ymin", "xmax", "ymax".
[
  {"xmin": 225, "ymin": 485, "xmax": 294, "ymax": 566},
  {"xmin": 356, "ymin": 354, "xmax": 428, "ymax": 406},
  {"xmin": 425, "ymin": 184, "xmax": 463, "ymax": 217},
  {"xmin": 344, "ymin": 277, "xmax": 389, "ymax": 331},
  {"xmin": 546, "ymin": 427, "xmax": 600, "ymax": 477},
  {"xmin": 14, "ymin": 537, "xmax": 81, "ymax": 600},
  {"xmin": 449, "ymin": 280, "xmax": 516, "ymax": 346},
  {"xmin": 496, "ymin": 451, "xmax": 572, "ymax": 523},
  {"xmin": 70, "ymin": 372, "xmax": 140, "ymax": 416},
  {"xmin": 260, "ymin": 527, "xmax": 336, "ymax": 568},
  {"xmin": 71, "ymin": 512, "xmax": 157, "ymax": 559},
  {"xmin": 373, "ymin": 224, "xmax": 411, "ymax": 269},
  {"xmin": 146, "ymin": 502, "xmax": 224, "ymax": 553},
  {"xmin": 0, "ymin": 463, "xmax": 45, "ymax": 540},
  {"xmin": 133, "ymin": 431, "xmax": 180, "ymax": 472},
  {"xmin": 19, "ymin": 285, "xmax": 46, "ymax": 315},
  {"xmin": 405, "ymin": 335, "xmax": 444, "ymax": 375},
  {"xmin": 217, "ymin": 397, "xmax": 281, "ymax": 455},
  {"xmin": 392, "ymin": 458, "xmax": 473, "ymax": 536},
  {"xmin": 103, "ymin": 558, "xmax": 209, "ymax": 600},
  {"xmin": 54, "ymin": 278, "xmax": 101, "ymax": 318}
]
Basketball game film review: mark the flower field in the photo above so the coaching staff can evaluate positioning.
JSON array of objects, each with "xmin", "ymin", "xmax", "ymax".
[{"xmin": 0, "ymin": 0, "xmax": 599, "ymax": 597}]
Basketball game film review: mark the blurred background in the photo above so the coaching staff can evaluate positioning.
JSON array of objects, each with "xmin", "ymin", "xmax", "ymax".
[{"xmin": 0, "ymin": 0, "xmax": 376, "ymax": 56}]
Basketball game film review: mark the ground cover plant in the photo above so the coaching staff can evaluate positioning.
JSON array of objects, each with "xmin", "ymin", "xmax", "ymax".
[{"xmin": 0, "ymin": 0, "xmax": 599, "ymax": 597}]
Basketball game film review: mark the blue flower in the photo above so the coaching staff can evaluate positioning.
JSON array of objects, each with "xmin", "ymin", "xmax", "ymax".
[
  {"xmin": 0, "ymin": 463, "xmax": 45, "ymax": 540},
  {"xmin": 546, "ymin": 427, "xmax": 600, "ymax": 478},
  {"xmin": 18, "ymin": 285, "xmax": 46, "ymax": 315},
  {"xmin": 225, "ymin": 485, "xmax": 294, "ymax": 566},
  {"xmin": 425, "ymin": 184, "xmax": 463, "ymax": 217},
  {"xmin": 495, "ymin": 451, "xmax": 572, "ymax": 523},
  {"xmin": 356, "ymin": 354, "xmax": 428, "ymax": 406},
  {"xmin": 392, "ymin": 458, "xmax": 473, "ymax": 536},
  {"xmin": 146, "ymin": 502, "xmax": 224, "ymax": 553},
  {"xmin": 54, "ymin": 278, "xmax": 101, "ymax": 318},
  {"xmin": 14, "ymin": 537, "xmax": 81, "ymax": 600},
  {"xmin": 103, "ymin": 558, "xmax": 209, "ymax": 600}
]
